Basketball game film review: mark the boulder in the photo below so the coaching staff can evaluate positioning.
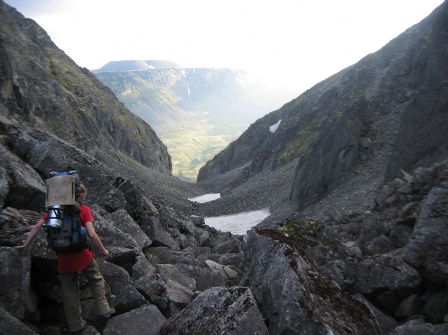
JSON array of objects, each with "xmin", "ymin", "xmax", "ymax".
[
  {"xmin": 134, "ymin": 274, "xmax": 168, "ymax": 311},
  {"xmin": 0, "ymin": 306, "xmax": 37, "ymax": 335},
  {"xmin": 0, "ymin": 143, "xmax": 46, "ymax": 212},
  {"xmin": 103, "ymin": 304, "xmax": 166, "ymax": 335},
  {"xmin": 98, "ymin": 261, "xmax": 131, "ymax": 296},
  {"xmin": 174, "ymin": 263, "xmax": 226, "ymax": 291},
  {"xmin": 0, "ymin": 247, "xmax": 31, "ymax": 320},
  {"xmin": 131, "ymin": 254, "xmax": 156, "ymax": 281},
  {"xmin": 90, "ymin": 212, "xmax": 141, "ymax": 253},
  {"xmin": 104, "ymin": 209, "xmax": 152, "ymax": 249},
  {"xmin": 164, "ymin": 278, "xmax": 194, "ymax": 311},
  {"xmin": 389, "ymin": 319, "xmax": 438, "ymax": 335},
  {"xmin": 111, "ymin": 285, "xmax": 148, "ymax": 315},
  {"xmin": 156, "ymin": 264, "xmax": 196, "ymax": 291},
  {"xmin": 160, "ymin": 286, "xmax": 269, "ymax": 335},
  {"xmin": 205, "ymin": 259, "xmax": 239, "ymax": 281},
  {"xmin": 141, "ymin": 216, "xmax": 180, "ymax": 250},
  {"xmin": 243, "ymin": 229, "xmax": 381, "ymax": 335},
  {"xmin": 394, "ymin": 294, "xmax": 422, "ymax": 320},
  {"xmin": 346, "ymin": 258, "xmax": 421, "ymax": 295},
  {"xmin": 144, "ymin": 246, "xmax": 200, "ymax": 266},
  {"xmin": 402, "ymin": 187, "xmax": 448, "ymax": 286}
]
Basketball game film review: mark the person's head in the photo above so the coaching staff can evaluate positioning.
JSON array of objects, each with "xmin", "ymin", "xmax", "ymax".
[{"xmin": 75, "ymin": 184, "xmax": 87, "ymax": 202}]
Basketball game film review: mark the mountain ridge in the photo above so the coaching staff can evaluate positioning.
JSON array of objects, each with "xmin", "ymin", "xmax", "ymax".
[
  {"xmin": 96, "ymin": 59, "xmax": 182, "ymax": 72},
  {"xmin": 197, "ymin": 0, "xmax": 448, "ymax": 216}
]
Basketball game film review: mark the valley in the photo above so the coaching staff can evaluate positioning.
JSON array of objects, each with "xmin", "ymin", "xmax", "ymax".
[
  {"xmin": 94, "ymin": 63, "xmax": 296, "ymax": 181},
  {"xmin": 160, "ymin": 116, "xmax": 243, "ymax": 181}
]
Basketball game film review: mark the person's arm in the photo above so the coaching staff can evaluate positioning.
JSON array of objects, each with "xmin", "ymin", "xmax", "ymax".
[
  {"xmin": 85, "ymin": 221, "xmax": 109, "ymax": 258},
  {"xmin": 15, "ymin": 218, "xmax": 46, "ymax": 252}
]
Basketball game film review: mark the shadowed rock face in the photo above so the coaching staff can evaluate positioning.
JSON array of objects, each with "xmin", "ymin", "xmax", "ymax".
[
  {"xmin": 0, "ymin": 1, "xmax": 171, "ymax": 175},
  {"xmin": 198, "ymin": 1, "xmax": 448, "ymax": 213}
]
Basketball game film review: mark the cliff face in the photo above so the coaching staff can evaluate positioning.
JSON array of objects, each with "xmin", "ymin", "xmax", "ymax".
[
  {"xmin": 0, "ymin": 2, "xmax": 171, "ymax": 175},
  {"xmin": 197, "ymin": 1, "xmax": 448, "ymax": 212}
]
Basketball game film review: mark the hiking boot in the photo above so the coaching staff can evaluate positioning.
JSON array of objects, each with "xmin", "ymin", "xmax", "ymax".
[
  {"xmin": 70, "ymin": 319, "xmax": 86, "ymax": 334},
  {"xmin": 98, "ymin": 308, "xmax": 115, "ymax": 319}
]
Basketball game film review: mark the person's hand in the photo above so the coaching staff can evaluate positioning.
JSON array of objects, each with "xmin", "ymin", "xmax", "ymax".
[
  {"xmin": 102, "ymin": 249, "xmax": 110, "ymax": 258},
  {"xmin": 15, "ymin": 245, "xmax": 29, "ymax": 253}
]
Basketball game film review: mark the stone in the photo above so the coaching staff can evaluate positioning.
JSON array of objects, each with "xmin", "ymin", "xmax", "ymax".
[
  {"xmin": 103, "ymin": 304, "xmax": 166, "ymax": 335},
  {"xmin": 160, "ymin": 287, "xmax": 269, "ymax": 335}
]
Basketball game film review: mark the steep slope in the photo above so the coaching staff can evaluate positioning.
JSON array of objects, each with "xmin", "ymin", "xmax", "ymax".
[
  {"xmin": 94, "ymin": 65, "xmax": 296, "ymax": 181},
  {"xmin": 0, "ymin": 1, "xmax": 171, "ymax": 175},
  {"xmin": 198, "ymin": 0, "xmax": 448, "ymax": 214}
]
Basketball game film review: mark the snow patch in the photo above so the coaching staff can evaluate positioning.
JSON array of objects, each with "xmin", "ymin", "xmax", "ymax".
[
  {"xmin": 269, "ymin": 119, "xmax": 281, "ymax": 133},
  {"xmin": 189, "ymin": 193, "xmax": 221, "ymax": 203},
  {"xmin": 205, "ymin": 208, "xmax": 271, "ymax": 235}
]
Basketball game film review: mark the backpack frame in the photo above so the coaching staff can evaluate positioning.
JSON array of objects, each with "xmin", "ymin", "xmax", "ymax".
[{"xmin": 44, "ymin": 171, "xmax": 88, "ymax": 253}]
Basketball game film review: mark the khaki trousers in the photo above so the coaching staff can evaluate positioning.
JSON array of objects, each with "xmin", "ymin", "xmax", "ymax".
[{"xmin": 59, "ymin": 259, "xmax": 111, "ymax": 332}]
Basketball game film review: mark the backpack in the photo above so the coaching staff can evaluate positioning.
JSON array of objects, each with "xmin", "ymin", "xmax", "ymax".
[{"xmin": 44, "ymin": 171, "xmax": 88, "ymax": 253}]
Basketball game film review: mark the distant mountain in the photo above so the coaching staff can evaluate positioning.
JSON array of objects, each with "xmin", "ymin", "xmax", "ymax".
[
  {"xmin": 96, "ymin": 60, "xmax": 182, "ymax": 72},
  {"xmin": 94, "ymin": 64, "xmax": 296, "ymax": 181}
]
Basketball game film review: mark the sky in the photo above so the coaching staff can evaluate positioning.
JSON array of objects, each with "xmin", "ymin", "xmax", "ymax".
[{"xmin": 4, "ymin": 0, "xmax": 445, "ymax": 94}]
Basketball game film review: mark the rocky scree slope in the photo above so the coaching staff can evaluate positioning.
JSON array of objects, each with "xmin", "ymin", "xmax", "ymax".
[
  {"xmin": 2, "ymin": 159, "xmax": 447, "ymax": 335},
  {"xmin": 197, "ymin": 0, "xmax": 448, "ymax": 219}
]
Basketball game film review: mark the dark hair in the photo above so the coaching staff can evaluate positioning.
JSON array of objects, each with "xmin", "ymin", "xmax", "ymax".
[{"xmin": 75, "ymin": 184, "xmax": 87, "ymax": 200}]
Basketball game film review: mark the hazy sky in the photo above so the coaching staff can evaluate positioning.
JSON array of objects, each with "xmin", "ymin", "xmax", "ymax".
[{"xmin": 4, "ymin": 0, "xmax": 444, "ymax": 94}]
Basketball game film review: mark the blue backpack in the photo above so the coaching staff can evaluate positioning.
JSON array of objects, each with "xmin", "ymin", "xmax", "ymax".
[{"xmin": 44, "ymin": 171, "xmax": 88, "ymax": 253}]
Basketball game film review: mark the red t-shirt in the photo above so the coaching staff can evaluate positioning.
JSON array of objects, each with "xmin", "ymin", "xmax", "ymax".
[{"xmin": 42, "ymin": 205, "xmax": 95, "ymax": 273}]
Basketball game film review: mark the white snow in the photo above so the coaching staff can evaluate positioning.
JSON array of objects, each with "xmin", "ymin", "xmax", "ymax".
[
  {"xmin": 269, "ymin": 119, "xmax": 281, "ymax": 133},
  {"xmin": 205, "ymin": 208, "xmax": 271, "ymax": 235},
  {"xmin": 189, "ymin": 193, "xmax": 270, "ymax": 234},
  {"xmin": 187, "ymin": 83, "xmax": 191, "ymax": 96},
  {"xmin": 189, "ymin": 193, "xmax": 221, "ymax": 203}
]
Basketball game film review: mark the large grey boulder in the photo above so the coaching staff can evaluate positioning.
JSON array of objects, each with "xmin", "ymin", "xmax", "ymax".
[
  {"xmin": 346, "ymin": 257, "xmax": 421, "ymax": 295},
  {"xmin": 103, "ymin": 304, "xmax": 166, "ymax": 335},
  {"xmin": 160, "ymin": 286, "xmax": 269, "ymax": 335},
  {"xmin": 104, "ymin": 209, "xmax": 152, "ymax": 249},
  {"xmin": 98, "ymin": 261, "xmax": 131, "ymax": 296},
  {"xmin": 141, "ymin": 216, "xmax": 180, "ymax": 250},
  {"xmin": 243, "ymin": 229, "xmax": 381, "ymax": 335},
  {"xmin": 0, "ymin": 247, "xmax": 31, "ymax": 320},
  {"xmin": 174, "ymin": 263, "xmax": 226, "ymax": 291},
  {"xmin": 131, "ymin": 254, "xmax": 156, "ymax": 281},
  {"xmin": 156, "ymin": 264, "xmax": 196, "ymax": 291},
  {"xmin": 111, "ymin": 285, "xmax": 148, "ymax": 315},
  {"xmin": 0, "ymin": 143, "xmax": 46, "ymax": 212},
  {"xmin": 389, "ymin": 319, "xmax": 448, "ymax": 335},
  {"xmin": 402, "ymin": 187, "xmax": 448, "ymax": 286},
  {"xmin": 0, "ymin": 306, "xmax": 37, "ymax": 335},
  {"xmin": 134, "ymin": 274, "xmax": 169, "ymax": 311}
]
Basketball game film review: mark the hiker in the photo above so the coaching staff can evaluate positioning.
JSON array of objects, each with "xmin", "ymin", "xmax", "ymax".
[{"xmin": 16, "ymin": 183, "xmax": 115, "ymax": 333}]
